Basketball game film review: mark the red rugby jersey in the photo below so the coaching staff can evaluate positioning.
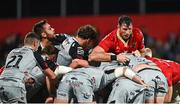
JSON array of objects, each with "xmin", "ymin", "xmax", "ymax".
[
  {"xmin": 146, "ymin": 56, "xmax": 180, "ymax": 86},
  {"xmin": 99, "ymin": 28, "xmax": 144, "ymax": 54},
  {"xmin": 166, "ymin": 61, "xmax": 180, "ymax": 85}
]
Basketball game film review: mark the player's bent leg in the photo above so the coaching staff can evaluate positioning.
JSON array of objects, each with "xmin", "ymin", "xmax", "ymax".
[{"xmin": 55, "ymin": 74, "xmax": 73, "ymax": 103}]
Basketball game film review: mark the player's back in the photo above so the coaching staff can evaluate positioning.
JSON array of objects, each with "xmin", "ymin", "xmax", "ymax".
[
  {"xmin": 98, "ymin": 61, "xmax": 120, "ymax": 71},
  {"xmin": 125, "ymin": 54, "xmax": 155, "ymax": 68},
  {"xmin": 1, "ymin": 46, "xmax": 38, "ymax": 82},
  {"xmin": 68, "ymin": 67, "xmax": 103, "ymax": 91},
  {"xmin": 68, "ymin": 62, "xmax": 119, "ymax": 91},
  {"xmin": 56, "ymin": 35, "xmax": 84, "ymax": 66}
]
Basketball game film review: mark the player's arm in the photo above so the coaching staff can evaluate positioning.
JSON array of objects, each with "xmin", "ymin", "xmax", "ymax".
[
  {"xmin": 0, "ymin": 66, "xmax": 4, "ymax": 75},
  {"xmin": 164, "ymin": 86, "xmax": 173, "ymax": 103},
  {"xmin": 34, "ymin": 52, "xmax": 57, "ymax": 96},
  {"xmin": 132, "ymin": 48, "xmax": 152, "ymax": 57},
  {"xmin": 88, "ymin": 33, "xmax": 115, "ymax": 62},
  {"xmin": 139, "ymin": 48, "xmax": 146, "ymax": 56},
  {"xmin": 88, "ymin": 46, "xmax": 112, "ymax": 62},
  {"xmin": 89, "ymin": 46, "xmax": 130, "ymax": 65},
  {"xmin": 114, "ymin": 67, "xmax": 148, "ymax": 87},
  {"xmin": 69, "ymin": 59, "xmax": 89, "ymax": 68},
  {"xmin": 68, "ymin": 42, "xmax": 90, "ymax": 68}
]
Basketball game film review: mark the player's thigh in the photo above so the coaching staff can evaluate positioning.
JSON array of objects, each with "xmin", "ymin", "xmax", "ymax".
[{"xmin": 56, "ymin": 75, "xmax": 73, "ymax": 102}]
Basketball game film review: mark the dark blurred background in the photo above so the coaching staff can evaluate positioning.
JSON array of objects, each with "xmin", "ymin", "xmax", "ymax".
[
  {"xmin": 1, "ymin": 0, "xmax": 180, "ymax": 18},
  {"xmin": 0, "ymin": 0, "xmax": 180, "ymax": 67}
]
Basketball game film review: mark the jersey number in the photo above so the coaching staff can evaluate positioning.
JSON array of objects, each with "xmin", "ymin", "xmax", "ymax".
[{"xmin": 6, "ymin": 55, "xmax": 23, "ymax": 68}]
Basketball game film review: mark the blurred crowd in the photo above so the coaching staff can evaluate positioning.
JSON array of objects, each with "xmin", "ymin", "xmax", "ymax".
[
  {"xmin": 142, "ymin": 27, "xmax": 180, "ymax": 63},
  {"xmin": 0, "ymin": 30, "xmax": 180, "ymax": 67}
]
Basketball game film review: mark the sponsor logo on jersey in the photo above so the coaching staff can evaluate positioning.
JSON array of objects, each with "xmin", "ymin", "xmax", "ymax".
[
  {"xmin": 66, "ymin": 79, "xmax": 83, "ymax": 87},
  {"xmin": 83, "ymin": 93, "xmax": 91, "ymax": 99},
  {"xmin": 77, "ymin": 47, "xmax": 84, "ymax": 55},
  {"xmin": 59, "ymin": 93, "xmax": 67, "ymax": 97}
]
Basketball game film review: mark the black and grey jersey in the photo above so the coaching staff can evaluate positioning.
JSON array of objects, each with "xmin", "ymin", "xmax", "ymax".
[
  {"xmin": 56, "ymin": 35, "xmax": 85, "ymax": 66},
  {"xmin": 67, "ymin": 61, "xmax": 120, "ymax": 91},
  {"xmin": 50, "ymin": 33, "xmax": 68, "ymax": 45}
]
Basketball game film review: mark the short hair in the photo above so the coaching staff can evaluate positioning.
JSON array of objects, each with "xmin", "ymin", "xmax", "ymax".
[
  {"xmin": 76, "ymin": 24, "xmax": 98, "ymax": 40},
  {"xmin": 118, "ymin": 15, "xmax": 132, "ymax": 27},
  {"xmin": 32, "ymin": 20, "xmax": 47, "ymax": 39},
  {"xmin": 42, "ymin": 44, "xmax": 58, "ymax": 55},
  {"xmin": 24, "ymin": 32, "xmax": 40, "ymax": 45}
]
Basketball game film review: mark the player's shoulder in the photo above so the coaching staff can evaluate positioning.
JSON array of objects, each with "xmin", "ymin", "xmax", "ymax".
[
  {"xmin": 107, "ymin": 28, "xmax": 118, "ymax": 37},
  {"xmin": 101, "ymin": 28, "xmax": 118, "ymax": 41},
  {"xmin": 133, "ymin": 27, "xmax": 143, "ymax": 35},
  {"xmin": 132, "ymin": 27, "xmax": 143, "ymax": 40}
]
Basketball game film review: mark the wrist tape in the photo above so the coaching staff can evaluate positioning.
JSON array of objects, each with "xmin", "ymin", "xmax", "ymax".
[
  {"xmin": 114, "ymin": 67, "xmax": 136, "ymax": 79},
  {"xmin": 54, "ymin": 65, "xmax": 72, "ymax": 76}
]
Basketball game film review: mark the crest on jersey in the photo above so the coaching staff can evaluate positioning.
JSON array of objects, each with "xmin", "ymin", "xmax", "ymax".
[{"xmin": 77, "ymin": 47, "xmax": 84, "ymax": 55}]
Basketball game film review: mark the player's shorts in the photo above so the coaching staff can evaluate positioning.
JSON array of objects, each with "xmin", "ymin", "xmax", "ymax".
[
  {"xmin": 137, "ymin": 68, "xmax": 168, "ymax": 100},
  {"xmin": 56, "ymin": 73, "xmax": 94, "ymax": 103},
  {"xmin": 0, "ymin": 78, "xmax": 26, "ymax": 103},
  {"xmin": 107, "ymin": 77, "xmax": 146, "ymax": 103}
]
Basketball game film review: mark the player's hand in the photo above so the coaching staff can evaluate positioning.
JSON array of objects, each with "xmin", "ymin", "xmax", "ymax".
[
  {"xmin": 117, "ymin": 53, "xmax": 130, "ymax": 65},
  {"xmin": 132, "ymin": 50, "xmax": 141, "ymax": 57},
  {"xmin": 25, "ymin": 78, "xmax": 35, "ymax": 87},
  {"xmin": 132, "ymin": 75, "xmax": 149, "ymax": 89},
  {"xmin": 72, "ymin": 59, "xmax": 89, "ymax": 68}
]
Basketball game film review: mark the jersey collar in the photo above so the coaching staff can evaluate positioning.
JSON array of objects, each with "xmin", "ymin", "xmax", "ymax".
[{"xmin": 116, "ymin": 29, "xmax": 129, "ymax": 47}]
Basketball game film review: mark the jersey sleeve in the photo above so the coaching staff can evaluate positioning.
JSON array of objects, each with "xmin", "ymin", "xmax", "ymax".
[
  {"xmin": 98, "ymin": 33, "xmax": 114, "ymax": 52},
  {"xmin": 45, "ymin": 60, "xmax": 57, "ymax": 71},
  {"xmin": 56, "ymin": 34, "xmax": 67, "ymax": 43},
  {"xmin": 146, "ymin": 56, "xmax": 173, "ymax": 86},
  {"xmin": 34, "ymin": 51, "xmax": 48, "ymax": 70},
  {"xmin": 69, "ymin": 42, "xmax": 84, "ymax": 59},
  {"xmin": 0, "ymin": 66, "xmax": 4, "ymax": 75},
  {"xmin": 50, "ymin": 33, "xmax": 67, "ymax": 45},
  {"xmin": 134, "ymin": 28, "xmax": 145, "ymax": 50},
  {"xmin": 162, "ymin": 67, "xmax": 173, "ymax": 86}
]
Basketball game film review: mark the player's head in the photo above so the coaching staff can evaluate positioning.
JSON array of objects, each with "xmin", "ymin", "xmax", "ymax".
[
  {"xmin": 42, "ymin": 44, "xmax": 58, "ymax": 61},
  {"xmin": 32, "ymin": 19, "xmax": 55, "ymax": 40},
  {"xmin": 118, "ymin": 15, "xmax": 133, "ymax": 41},
  {"xmin": 76, "ymin": 24, "xmax": 98, "ymax": 48},
  {"xmin": 24, "ymin": 32, "xmax": 40, "ymax": 51}
]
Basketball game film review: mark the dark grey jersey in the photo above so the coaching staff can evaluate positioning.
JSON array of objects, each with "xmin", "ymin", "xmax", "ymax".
[
  {"xmin": 98, "ymin": 61, "xmax": 120, "ymax": 71},
  {"xmin": 67, "ymin": 62, "xmax": 120, "ymax": 91},
  {"xmin": 125, "ymin": 54, "xmax": 155, "ymax": 68},
  {"xmin": 56, "ymin": 62, "xmax": 122, "ymax": 102},
  {"xmin": 56, "ymin": 34, "xmax": 85, "ymax": 66},
  {"xmin": 1, "ymin": 46, "xmax": 46, "ymax": 83},
  {"xmin": 69, "ymin": 68, "xmax": 104, "ymax": 91}
]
